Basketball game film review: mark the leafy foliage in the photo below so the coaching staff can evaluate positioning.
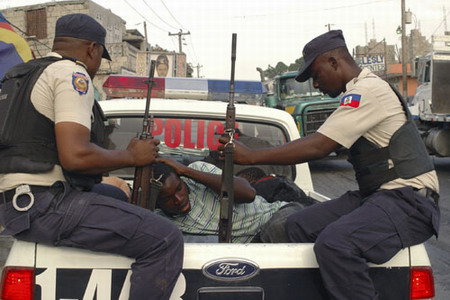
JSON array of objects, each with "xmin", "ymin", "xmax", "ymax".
[{"xmin": 261, "ymin": 57, "xmax": 305, "ymax": 80}]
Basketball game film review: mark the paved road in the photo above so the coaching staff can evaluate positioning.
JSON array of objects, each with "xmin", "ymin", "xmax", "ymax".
[{"xmin": 309, "ymin": 156, "xmax": 450, "ymax": 300}]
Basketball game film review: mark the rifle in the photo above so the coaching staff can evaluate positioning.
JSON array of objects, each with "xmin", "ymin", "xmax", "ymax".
[
  {"xmin": 130, "ymin": 60, "xmax": 160, "ymax": 210},
  {"xmin": 218, "ymin": 33, "xmax": 237, "ymax": 243}
]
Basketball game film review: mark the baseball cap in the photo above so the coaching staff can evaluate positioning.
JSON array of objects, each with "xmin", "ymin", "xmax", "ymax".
[
  {"xmin": 295, "ymin": 30, "xmax": 346, "ymax": 82},
  {"xmin": 55, "ymin": 13, "xmax": 111, "ymax": 61}
]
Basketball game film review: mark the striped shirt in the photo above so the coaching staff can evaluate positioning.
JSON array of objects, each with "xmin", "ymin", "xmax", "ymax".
[{"xmin": 158, "ymin": 161, "xmax": 285, "ymax": 243}]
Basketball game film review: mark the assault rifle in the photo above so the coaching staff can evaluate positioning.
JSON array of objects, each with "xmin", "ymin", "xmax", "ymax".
[
  {"xmin": 130, "ymin": 60, "xmax": 160, "ymax": 210},
  {"xmin": 218, "ymin": 33, "xmax": 237, "ymax": 243}
]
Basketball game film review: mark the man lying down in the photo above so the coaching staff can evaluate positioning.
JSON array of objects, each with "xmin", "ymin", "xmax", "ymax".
[{"xmin": 152, "ymin": 157, "xmax": 316, "ymax": 243}]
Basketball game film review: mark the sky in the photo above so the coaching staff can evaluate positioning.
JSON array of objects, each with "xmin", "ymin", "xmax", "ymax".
[{"xmin": 1, "ymin": 0, "xmax": 449, "ymax": 80}]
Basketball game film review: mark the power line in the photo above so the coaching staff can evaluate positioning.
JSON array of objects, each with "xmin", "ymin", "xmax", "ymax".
[
  {"xmin": 430, "ymin": 8, "xmax": 450, "ymax": 37},
  {"xmin": 187, "ymin": 35, "xmax": 199, "ymax": 64},
  {"xmin": 183, "ymin": 41, "xmax": 197, "ymax": 66},
  {"xmin": 168, "ymin": 30, "xmax": 190, "ymax": 53},
  {"xmin": 123, "ymin": 0, "xmax": 171, "ymax": 32},
  {"xmin": 169, "ymin": 36, "xmax": 179, "ymax": 52},
  {"xmin": 233, "ymin": 0, "xmax": 392, "ymax": 19},
  {"xmin": 141, "ymin": 0, "xmax": 179, "ymax": 31},
  {"xmin": 159, "ymin": 0, "xmax": 187, "ymax": 31},
  {"xmin": 124, "ymin": 0, "xmax": 200, "ymax": 73},
  {"xmin": 192, "ymin": 63, "xmax": 203, "ymax": 78},
  {"xmin": 156, "ymin": 0, "xmax": 198, "ymax": 64}
]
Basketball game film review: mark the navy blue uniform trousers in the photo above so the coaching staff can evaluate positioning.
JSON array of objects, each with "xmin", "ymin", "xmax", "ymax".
[
  {"xmin": 286, "ymin": 186, "xmax": 439, "ymax": 300},
  {"xmin": 0, "ymin": 181, "xmax": 183, "ymax": 300}
]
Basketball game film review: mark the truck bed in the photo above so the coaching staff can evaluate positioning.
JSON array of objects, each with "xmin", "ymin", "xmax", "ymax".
[{"xmin": 4, "ymin": 239, "xmax": 431, "ymax": 300}]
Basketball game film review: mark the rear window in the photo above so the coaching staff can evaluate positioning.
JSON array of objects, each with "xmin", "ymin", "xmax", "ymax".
[{"xmin": 104, "ymin": 116, "xmax": 294, "ymax": 180}]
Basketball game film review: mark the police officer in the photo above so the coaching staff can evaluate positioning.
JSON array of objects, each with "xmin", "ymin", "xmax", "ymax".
[
  {"xmin": 219, "ymin": 30, "xmax": 439, "ymax": 299},
  {"xmin": 0, "ymin": 14, "xmax": 183, "ymax": 299}
]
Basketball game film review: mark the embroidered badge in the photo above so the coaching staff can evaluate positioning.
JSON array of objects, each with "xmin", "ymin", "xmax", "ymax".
[
  {"xmin": 72, "ymin": 72, "xmax": 89, "ymax": 95},
  {"xmin": 340, "ymin": 94, "xmax": 361, "ymax": 108}
]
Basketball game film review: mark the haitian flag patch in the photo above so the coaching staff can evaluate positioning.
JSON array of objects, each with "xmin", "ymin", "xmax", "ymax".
[
  {"xmin": 340, "ymin": 94, "xmax": 361, "ymax": 108},
  {"xmin": 72, "ymin": 72, "xmax": 89, "ymax": 95}
]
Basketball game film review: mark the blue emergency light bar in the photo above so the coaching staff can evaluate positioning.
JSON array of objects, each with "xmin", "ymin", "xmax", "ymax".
[{"xmin": 102, "ymin": 75, "xmax": 267, "ymax": 105}]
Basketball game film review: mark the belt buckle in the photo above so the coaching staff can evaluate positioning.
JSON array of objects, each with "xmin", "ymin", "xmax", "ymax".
[{"xmin": 12, "ymin": 184, "xmax": 35, "ymax": 212}]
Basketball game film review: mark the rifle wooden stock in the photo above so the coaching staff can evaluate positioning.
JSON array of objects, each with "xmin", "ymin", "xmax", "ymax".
[
  {"xmin": 130, "ymin": 60, "xmax": 157, "ymax": 210},
  {"xmin": 219, "ymin": 33, "xmax": 237, "ymax": 243}
]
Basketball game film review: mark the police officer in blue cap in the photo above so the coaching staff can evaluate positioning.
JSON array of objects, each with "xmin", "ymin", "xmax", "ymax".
[
  {"xmin": 219, "ymin": 30, "xmax": 439, "ymax": 299},
  {"xmin": 0, "ymin": 14, "xmax": 183, "ymax": 299}
]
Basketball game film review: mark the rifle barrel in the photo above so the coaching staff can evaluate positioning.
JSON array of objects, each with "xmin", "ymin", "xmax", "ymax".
[
  {"xmin": 219, "ymin": 33, "xmax": 237, "ymax": 243},
  {"xmin": 131, "ymin": 60, "xmax": 157, "ymax": 208},
  {"xmin": 142, "ymin": 61, "xmax": 156, "ymax": 138}
]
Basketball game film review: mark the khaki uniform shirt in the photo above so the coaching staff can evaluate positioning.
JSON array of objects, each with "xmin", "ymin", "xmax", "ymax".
[
  {"xmin": 318, "ymin": 68, "xmax": 438, "ymax": 192},
  {"xmin": 0, "ymin": 53, "xmax": 94, "ymax": 191}
]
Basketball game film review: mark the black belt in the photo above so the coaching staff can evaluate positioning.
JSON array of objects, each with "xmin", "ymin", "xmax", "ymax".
[
  {"xmin": 1, "ymin": 185, "xmax": 51, "ymax": 203},
  {"xmin": 414, "ymin": 187, "xmax": 439, "ymax": 205}
]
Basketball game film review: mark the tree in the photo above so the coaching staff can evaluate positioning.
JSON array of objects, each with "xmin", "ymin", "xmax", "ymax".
[
  {"xmin": 186, "ymin": 63, "xmax": 194, "ymax": 78},
  {"xmin": 262, "ymin": 57, "xmax": 305, "ymax": 80},
  {"xmin": 288, "ymin": 57, "xmax": 304, "ymax": 72}
]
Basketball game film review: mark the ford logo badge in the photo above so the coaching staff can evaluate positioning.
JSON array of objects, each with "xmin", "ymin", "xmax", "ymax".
[{"xmin": 202, "ymin": 258, "xmax": 259, "ymax": 281}]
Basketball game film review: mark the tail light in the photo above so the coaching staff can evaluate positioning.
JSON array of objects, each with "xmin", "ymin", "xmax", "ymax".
[
  {"xmin": 410, "ymin": 266, "xmax": 434, "ymax": 299},
  {"xmin": 0, "ymin": 266, "xmax": 35, "ymax": 300}
]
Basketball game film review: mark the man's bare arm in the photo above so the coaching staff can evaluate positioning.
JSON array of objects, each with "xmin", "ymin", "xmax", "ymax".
[
  {"xmin": 56, "ymin": 122, "xmax": 159, "ymax": 174},
  {"xmin": 219, "ymin": 132, "xmax": 341, "ymax": 165},
  {"xmin": 157, "ymin": 157, "xmax": 256, "ymax": 203}
]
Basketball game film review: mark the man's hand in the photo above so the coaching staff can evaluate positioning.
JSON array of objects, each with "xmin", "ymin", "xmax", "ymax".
[
  {"xmin": 156, "ymin": 157, "xmax": 188, "ymax": 175},
  {"xmin": 218, "ymin": 136, "xmax": 253, "ymax": 165},
  {"xmin": 127, "ymin": 137, "xmax": 160, "ymax": 166}
]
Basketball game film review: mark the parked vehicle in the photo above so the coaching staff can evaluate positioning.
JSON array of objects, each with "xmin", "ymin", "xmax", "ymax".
[
  {"xmin": 0, "ymin": 76, "xmax": 435, "ymax": 300},
  {"xmin": 410, "ymin": 34, "xmax": 450, "ymax": 157},
  {"xmin": 263, "ymin": 71, "xmax": 340, "ymax": 137}
]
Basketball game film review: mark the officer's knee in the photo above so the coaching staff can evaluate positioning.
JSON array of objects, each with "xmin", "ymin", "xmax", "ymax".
[
  {"xmin": 285, "ymin": 213, "xmax": 312, "ymax": 242},
  {"xmin": 136, "ymin": 215, "xmax": 183, "ymax": 259},
  {"xmin": 313, "ymin": 227, "xmax": 348, "ymax": 261},
  {"xmin": 166, "ymin": 223, "xmax": 183, "ymax": 252}
]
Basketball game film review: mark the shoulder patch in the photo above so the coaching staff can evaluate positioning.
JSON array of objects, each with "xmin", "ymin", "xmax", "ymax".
[
  {"xmin": 72, "ymin": 72, "xmax": 89, "ymax": 95},
  {"xmin": 340, "ymin": 94, "xmax": 361, "ymax": 108}
]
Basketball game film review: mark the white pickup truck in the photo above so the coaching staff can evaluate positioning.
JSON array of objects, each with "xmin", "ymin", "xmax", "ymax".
[{"xmin": 0, "ymin": 83, "xmax": 435, "ymax": 299}]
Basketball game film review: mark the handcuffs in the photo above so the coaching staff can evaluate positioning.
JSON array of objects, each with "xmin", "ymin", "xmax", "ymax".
[{"xmin": 12, "ymin": 184, "xmax": 35, "ymax": 212}]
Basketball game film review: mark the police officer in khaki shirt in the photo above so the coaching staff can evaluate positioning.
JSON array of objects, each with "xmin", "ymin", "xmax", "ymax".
[
  {"xmin": 219, "ymin": 30, "xmax": 439, "ymax": 300},
  {"xmin": 0, "ymin": 14, "xmax": 183, "ymax": 300}
]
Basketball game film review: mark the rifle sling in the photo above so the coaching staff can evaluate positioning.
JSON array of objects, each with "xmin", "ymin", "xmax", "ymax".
[{"xmin": 147, "ymin": 177, "xmax": 163, "ymax": 211}]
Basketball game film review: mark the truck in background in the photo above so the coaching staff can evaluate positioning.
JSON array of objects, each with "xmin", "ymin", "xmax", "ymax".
[
  {"xmin": 410, "ymin": 34, "xmax": 450, "ymax": 157},
  {"xmin": 260, "ymin": 71, "xmax": 340, "ymax": 137}
]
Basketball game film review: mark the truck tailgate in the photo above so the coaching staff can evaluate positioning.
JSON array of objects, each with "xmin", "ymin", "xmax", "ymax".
[{"xmin": 1, "ymin": 240, "xmax": 431, "ymax": 299}]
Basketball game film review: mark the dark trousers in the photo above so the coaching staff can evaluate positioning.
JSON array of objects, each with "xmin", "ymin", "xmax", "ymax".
[
  {"xmin": 285, "ymin": 187, "xmax": 439, "ymax": 300},
  {"xmin": 1, "ymin": 182, "xmax": 183, "ymax": 300},
  {"xmin": 91, "ymin": 183, "xmax": 129, "ymax": 202}
]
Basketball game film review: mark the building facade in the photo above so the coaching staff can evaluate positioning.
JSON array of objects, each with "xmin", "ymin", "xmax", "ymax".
[
  {"xmin": 353, "ymin": 29, "xmax": 432, "ymax": 99},
  {"xmin": 1, "ymin": 0, "xmax": 187, "ymax": 100}
]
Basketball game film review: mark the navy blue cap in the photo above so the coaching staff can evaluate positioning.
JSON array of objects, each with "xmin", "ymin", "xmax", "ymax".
[
  {"xmin": 55, "ymin": 13, "xmax": 111, "ymax": 61},
  {"xmin": 295, "ymin": 30, "xmax": 346, "ymax": 82}
]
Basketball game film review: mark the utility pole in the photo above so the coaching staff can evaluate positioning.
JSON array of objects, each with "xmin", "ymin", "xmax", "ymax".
[
  {"xmin": 325, "ymin": 24, "xmax": 334, "ymax": 31},
  {"xmin": 143, "ymin": 21, "xmax": 150, "ymax": 72},
  {"xmin": 194, "ymin": 63, "xmax": 203, "ymax": 78},
  {"xmin": 168, "ymin": 29, "xmax": 190, "ymax": 53},
  {"xmin": 401, "ymin": 0, "xmax": 408, "ymax": 100}
]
